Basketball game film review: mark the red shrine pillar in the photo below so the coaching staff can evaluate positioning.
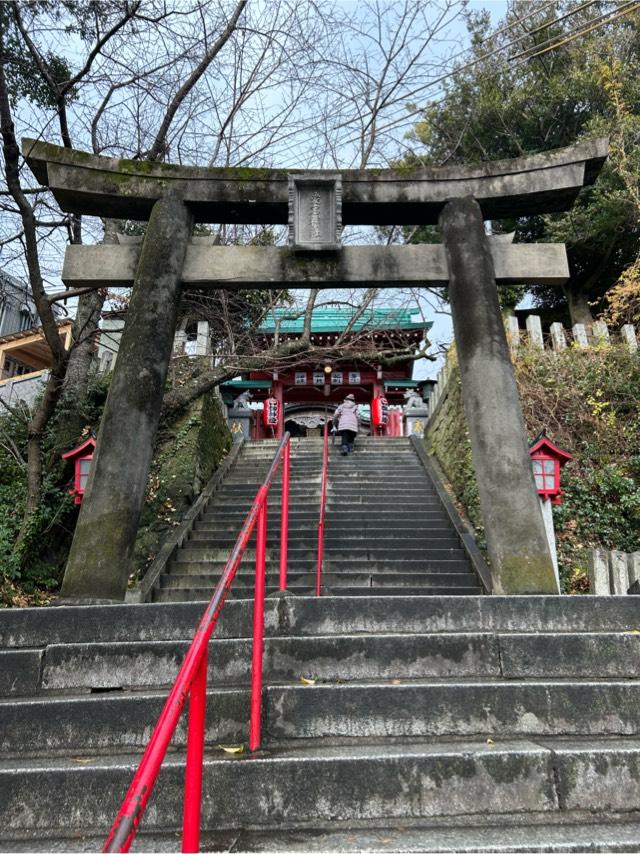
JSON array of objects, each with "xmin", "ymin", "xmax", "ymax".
[
  {"xmin": 273, "ymin": 380, "xmax": 284, "ymax": 440},
  {"xmin": 371, "ymin": 379, "xmax": 388, "ymax": 438}
]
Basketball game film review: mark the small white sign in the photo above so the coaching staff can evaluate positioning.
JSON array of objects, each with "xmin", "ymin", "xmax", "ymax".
[
  {"xmin": 313, "ymin": 372, "xmax": 324, "ymax": 385},
  {"xmin": 295, "ymin": 372, "xmax": 307, "ymax": 385},
  {"xmin": 348, "ymin": 371, "xmax": 361, "ymax": 384},
  {"xmin": 331, "ymin": 372, "xmax": 343, "ymax": 385}
]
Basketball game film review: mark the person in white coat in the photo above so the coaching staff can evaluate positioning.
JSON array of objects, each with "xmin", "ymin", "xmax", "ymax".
[{"xmin": 333, "ymin": 393, "xmax": 360, "ymax": 456}]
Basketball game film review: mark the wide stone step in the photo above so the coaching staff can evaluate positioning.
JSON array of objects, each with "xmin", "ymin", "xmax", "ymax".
[
  {"xmin": 156, "ymin": 585, "xmax": 484, "ymax": 601},
  {"xmin": 10, "ymin": 631, "xmax": 640, "ymax": 697},
  {"xmin": 268, "ymin": 679, "xmax": 640, "ymax": 740},
  {"xmin": 221, "ymin": 481, "xmax": 436, "ymax": 491},
  {"xmin": 169, "ymin": 559, "xmax": 474, "ymax": 576},
  {"xmin": 194, "ymin": 522, "xmax": 456, "ymax": 536},
  {"xmin": 327, "ymin": 490, "xmax": 438, "ymax": 499},
  {"xmin": 0, "ymin": 688, "xmax": 250, "ymax": 757},
  {"xmin": 311, "ymin": 585, "xmax": 483, "ymax": 597},
  {"xmin": 12, "ymin": 633, "xmax": 502, "ymax": 693},
  {"xmin": 229, "ymin": 463, "xmax": 426, "ymax": 473},
  {"xmin": 201, "ymin": 509, "xmax": 450, "ymax": 524},
  {"xmin": 6, "ymin": 680, "xmax": 640, "ymax": 760},
  {"xmin": 6, "ymin": 597, "xmax": 640, "ymax": 647},
  {"xmin": 212, "ymin": 488, "xmax": 433, "ymax": 500},
  {"xmin": 214, "ymin": 820, "xmax": 640, "ymax": 854},
  {"xmin": 11, "ymin": 629, "xmax": 637, "ymax": 699},
  {"xmin": 161, "ymin": 571, "xmax": 477, "ymax": 590},
  {"xmin": 188, "ymin": 532, "xmax": 461, "ymax": 548},
  {"xmin": 174, "ymin": 546, "xmax": 467, "ymax": 563},
  {"xmin": 30, "ymin": 817, "xmax": 638, "ymax": 853},
  {"xmin": 3, "ymin": 737, "xmax": 640, "ymax": 838}
]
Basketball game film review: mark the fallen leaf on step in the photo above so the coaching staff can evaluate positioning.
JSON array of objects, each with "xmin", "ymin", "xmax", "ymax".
[
  {"xmin": 218, "ymin": 744, "xmax": 244, "ymax": 754},
  {"xmin": 486, "ymin": 738, "xmax": 495, "ymax": 746},
  {"xmin": 391, "ymin": 679, "xmax": 402, "ymax": 685},
  {"xmin": 71, "ymin": 758, "xmax": 94, "ymax": 764},
  {"xmin": 630, "ymin": 629, "xmax": 640, "ymax": 634},
  {"xmin": 300, "ymin": 676, "xmax": 316, "ymax": 685}
]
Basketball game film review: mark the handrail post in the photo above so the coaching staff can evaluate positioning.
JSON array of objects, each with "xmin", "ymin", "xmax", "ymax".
[
  {"xmin": 279, "ymin": 440, "xmax": 290, "ymax": 591},
  {"xmin": 316, "ymin": 421, "xmax": 329, "ymax": 597},
  {"xmin": 249, "ymin": 493, "xmax": 268, "ymax": 751},
  {"xmin": 182, "ymin": 648, "xmax": 208, "ymax": 853}
]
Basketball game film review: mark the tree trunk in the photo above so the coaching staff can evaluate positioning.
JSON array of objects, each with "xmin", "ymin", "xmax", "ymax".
[
  {"xmin": 62, "ymin": 219, "xmax": 119, "ymax": 402},
  {"xmin": 564, "ymin": 284, "xmax": 594, "ymax": 326},
  {"xmin": 17, "ymin": 362, "xmax": 67, "ymax": 547},
  {"xmin": 52, "ymin": 221, "xmax": 122, "ymax": 456},
  {"xmin": 0, "ymin": 40, "xmax": 70, "ymax": 538},
  {"xmin": 63, "ymin": 289, "xmax": 104, "ymax": 396}
]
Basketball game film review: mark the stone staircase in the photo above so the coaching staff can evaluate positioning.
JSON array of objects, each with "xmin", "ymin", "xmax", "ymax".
[
  {"xmin": 2, "ymin": 595, "xmax": 640, "ymax": 851},
  {"xmin": 155, "ymin": 437, "xmax": 483, "ymax": 601}
]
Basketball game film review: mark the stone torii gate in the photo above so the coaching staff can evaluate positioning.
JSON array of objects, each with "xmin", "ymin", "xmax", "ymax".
[{"xmin": 22, "ymin": 137, "xmax": 608, "ymax": 601}]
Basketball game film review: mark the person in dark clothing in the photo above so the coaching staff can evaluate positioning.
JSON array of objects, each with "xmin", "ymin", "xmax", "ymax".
[{"xmin": 333, "ymin": 393, "xmax": 360, "ymax": 455}]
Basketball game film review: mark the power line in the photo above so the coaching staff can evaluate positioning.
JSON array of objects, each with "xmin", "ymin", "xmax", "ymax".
[
  {"xmin": 327, "ymin": 0, "xmax": 574, "ymax": 139},
  {"xmin": 337, "ymin": 0, "xmax": 637, "ymax": 155},
  {"xmin": 511, "ymin": 0, "xmax": 640, "ymax": 62},
  {"xmin": 334, "ymin": 1, "xmax": 601, "ymax": 150},
  {"xmin": 521, "ymin": 0, "xmax": 601, "ymax": 38}
]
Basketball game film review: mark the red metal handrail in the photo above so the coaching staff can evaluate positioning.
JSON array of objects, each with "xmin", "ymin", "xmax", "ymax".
[
  {"xmin": 315, "ymin": 420, "xmax": 330, "ymax": 596},
  {"xmin": 104, "ymin": 433, "xmax": 291, "ymax": 854}
]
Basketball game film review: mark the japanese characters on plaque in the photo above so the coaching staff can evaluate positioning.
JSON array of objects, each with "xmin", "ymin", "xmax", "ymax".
[
  {"xmin": 348, "ymin": 371, "xmax": 361, "ymax": 384},
  {"xmin": 288, "ymin": 174, "xmax": 342, "ymax": 251},
  {"xmin": 295, "ymin": 372, "xmax": 307, "ymax": 385},
  {"xmin": 331, "ymin": 372, "xmax": 343, "ymax": 385},
  {"xmin": 313, "ymin": 372, "xmax": 324, "ymax": 385}
]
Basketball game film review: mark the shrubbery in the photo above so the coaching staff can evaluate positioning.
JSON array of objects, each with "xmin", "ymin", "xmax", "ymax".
[
  {"xmin": 0, "ymin": 371, "xmax": 231, "ymax": 606},
  {"xmin": 0, "ymin": 406, "xmax": 75, "ymax": 606},
  {"xmin": 427, "ymin": 343, "xmax": 640, "ymax": 592}
]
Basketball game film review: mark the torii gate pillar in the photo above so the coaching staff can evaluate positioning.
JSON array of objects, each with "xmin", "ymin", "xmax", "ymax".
[
  {"xmin": 440, "ymin": 197, "xmax": 558, "ymax": 594},
  {"xmin": 61, "ymin": 198, "xmax": 193, "ymax": 601}
]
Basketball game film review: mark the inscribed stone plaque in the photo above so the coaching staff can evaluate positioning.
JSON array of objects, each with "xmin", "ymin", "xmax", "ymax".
[{"xmin": 288, "ymin": 174, "xmax": 342, "ymax": 250}]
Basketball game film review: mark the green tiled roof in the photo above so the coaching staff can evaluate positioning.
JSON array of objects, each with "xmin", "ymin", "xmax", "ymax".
[
  {"xmin": 259, "ymin": 306, "xmax": 431, "ymax": 334},
  {"xmin": 383, "ymin": 379, "xmax": 421, "ymax": 388},
  {"xmin": 220, "ymin": 380, "xmax": 271, "ymax": 389}
]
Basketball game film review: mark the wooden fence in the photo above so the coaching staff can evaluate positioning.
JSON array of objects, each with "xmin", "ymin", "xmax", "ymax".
[
  {"xmin": 427, "ymin": 317, "xmax": 639, "ymax": 420},
  {"xmin": 506, "ymin": 316, "xmax": 638, "ymax": 354}
]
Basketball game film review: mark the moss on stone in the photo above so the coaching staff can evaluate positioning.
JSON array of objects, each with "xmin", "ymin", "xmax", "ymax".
[
  {"xmin": 131, "ymin": 391, "xmax": 231, "ymax": 581},
  {"xmin": 496, "ymin": 555, "xmax": 559, "ymax": 595}
]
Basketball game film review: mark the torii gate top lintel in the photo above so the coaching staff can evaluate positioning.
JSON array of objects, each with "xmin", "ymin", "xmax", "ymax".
[{"xmin": 23, "ymin": 137, "xmax": 608, "ymax": 226}]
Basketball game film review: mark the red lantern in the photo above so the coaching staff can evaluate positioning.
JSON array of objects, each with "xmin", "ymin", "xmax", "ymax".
[
  {"xmin": 62, "ymin": 437, "xmax": 96, "ymax": 505},
  {"xmin": 528, "ymin": 434, "xmax": 573, "ymax": 505},
  {"xmin": 371, "ymin": 395, "xmax": 389, "ymax": 429},
  {"xmin": 262, "ymin": 397, "xmax": 281, "ymax": 427}
]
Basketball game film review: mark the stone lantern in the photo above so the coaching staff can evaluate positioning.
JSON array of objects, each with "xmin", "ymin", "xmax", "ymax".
[
  {"xmin": 62, "ymin": 437, "xmax": 96, "ymax": 505},
  {"xmin": 529, "ymin": 433, "xmax": 573, "ymax": 591}
]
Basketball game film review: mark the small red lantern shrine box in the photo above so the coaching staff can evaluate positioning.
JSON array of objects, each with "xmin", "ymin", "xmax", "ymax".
[
  {"xmin": 62, "ymin": 437, "xmax": 96, "ymax": 505},
  {"xmin": 528, "ymin": 434, "xmax": 572, "ymax": 505}
]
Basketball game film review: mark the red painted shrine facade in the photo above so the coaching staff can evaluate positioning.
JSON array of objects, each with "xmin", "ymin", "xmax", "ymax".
[{"xmin": 222, "ymin": 307, "xmax": 432, "ymax": 440}]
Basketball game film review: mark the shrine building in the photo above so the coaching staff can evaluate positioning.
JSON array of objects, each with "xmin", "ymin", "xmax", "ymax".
[{"xmin": 221, "ymin": 306, "xmax": 432, "ymax": 440}]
